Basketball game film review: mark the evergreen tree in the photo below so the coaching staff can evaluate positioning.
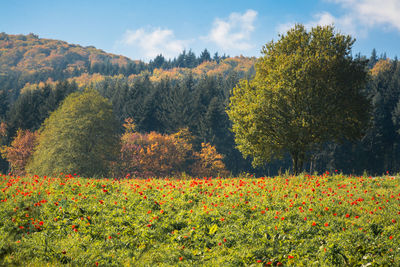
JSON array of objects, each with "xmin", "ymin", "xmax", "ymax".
[
  {"xmin": 199, "ymin": 49, "xmax": 211, "ymax": 63},
  {"xmin": 369, "ymin": 48, "xmax": 378, "ymax": 68},
  {"xmin": 185, "ymin": 50, "xmax": 197, "ymax": 68}
]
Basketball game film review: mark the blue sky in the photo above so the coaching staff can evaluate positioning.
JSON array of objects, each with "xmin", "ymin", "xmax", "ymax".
[{"xmin": 1, "ymin": 0, "xmax": 400, "ymax": 61}]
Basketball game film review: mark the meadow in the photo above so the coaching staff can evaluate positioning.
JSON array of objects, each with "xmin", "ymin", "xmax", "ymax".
[{"xmin": 1, "ymin": 172, "xmax": 399, "ymax": 266}]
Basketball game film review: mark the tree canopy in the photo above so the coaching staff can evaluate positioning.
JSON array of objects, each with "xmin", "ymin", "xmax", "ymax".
[
  {"xmin": 227, "ymin": 24, "xmax": 371, "ymax": 174},
  {"xmin": 26, "ymin": 89, "xmax": 119, "ymax": 177}
]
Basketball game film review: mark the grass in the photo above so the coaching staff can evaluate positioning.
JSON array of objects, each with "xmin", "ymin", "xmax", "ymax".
[{"xmin": 0, "ymin": 172, "xmax": 399, "ymax": 266}]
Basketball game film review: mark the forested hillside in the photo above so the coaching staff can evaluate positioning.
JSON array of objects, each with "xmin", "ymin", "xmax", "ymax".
[
  {"xmin": 0, "ymin": 33, "xmax": 399, "ymax": 176},
  {"xmin": 0, "ymin": 33, "xmax": 243, "ymax": 95}
]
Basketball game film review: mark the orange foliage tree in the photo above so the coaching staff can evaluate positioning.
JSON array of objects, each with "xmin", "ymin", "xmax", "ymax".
[
  {"xmin": 1, "ymin": 129, "xmax": 38, "ymax": 175},
  {"xmin": 191, "ymin": 142, "xmax": 229, "ymax": 178},
  {"xmin": 116, "ymin": 119, "xmax": 228, "ymax": 178}
]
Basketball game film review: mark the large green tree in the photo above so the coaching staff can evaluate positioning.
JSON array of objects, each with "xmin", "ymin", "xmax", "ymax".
[
  {"xmin": 26, "ymin": 89, "xmax": 119, "ymax": 177},
  {"xmin": 227, "ymin": 24, "xmax": 371, "ymax": 175}
]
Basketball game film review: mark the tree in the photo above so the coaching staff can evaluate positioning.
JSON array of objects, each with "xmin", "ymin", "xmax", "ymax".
[
  {"xmin": 227, "ymin": 24, "xmax": 371, "ymax": 175},
  {"xmin": 150, "ymin": 54, "xmax": 166, "ymax": 69},
  {"xmin": 191, "ymin": 142, "xmax": 229, "ymax": 177},
  {"xmin": 1, "ymin": 129, "xmax": 38, "ymax": 176},
  {"xmin": 369, "ymin": 48, "xmax": 378, "ymax": 68},
  {"xmin": 199, "ymin": 49, "xmax": 211, "ymax": 63},
  {"xmin": 26, "ymin": 89, "xmax": 119, "ymax": 177}
]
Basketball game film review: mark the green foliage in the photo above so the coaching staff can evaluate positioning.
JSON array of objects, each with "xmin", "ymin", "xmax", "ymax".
[
  {"xmin": 317, "ymin": 58, "xmax": 400, "ymax": 175},
  {"xmin": 227, "ymin": 24, "xmax": 371, "ymax": 174},
  {"xmin": 26, "ymin": 89, "xmax": 119, "ymax": 177},
  {"xmin": 0, "ymin": 173, "xmax": 399, "ymax": 266},
  {"xmin": 7, "ymin": 81, "xmax": 77, "ymax": 136}
]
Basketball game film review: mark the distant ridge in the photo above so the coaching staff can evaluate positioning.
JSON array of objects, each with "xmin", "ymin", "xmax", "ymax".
[{"xmin": 0, "ymin": 32, "xmax": 255, "ymax": 92}]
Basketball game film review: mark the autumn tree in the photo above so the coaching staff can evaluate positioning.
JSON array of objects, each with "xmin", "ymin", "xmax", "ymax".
[
  {"xmin": 116, "ymin": 119, "xmax": 227, "ymax": 178},
  {"xmin": 1, "ymin": 129, "xmax": 38, "ymax": 175},
  {"xmin": 191, "ymin": 142, "xmax": 229, "ymax": 177},
  {"xmin": 26, "ymin": 89, "xmax": 119, "ymax": 177},
  {"xmin": 227, "ymin": 24, "xmax": 370, "ymax": 175},
  {"xmin": 117, "ymin": 126, "xmax": 194, "ymax": 177}
]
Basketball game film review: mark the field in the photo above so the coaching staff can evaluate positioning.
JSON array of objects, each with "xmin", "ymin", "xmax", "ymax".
[{"xmin": 1, "ymin": 173, "xmax": 399, "ymax": 266}]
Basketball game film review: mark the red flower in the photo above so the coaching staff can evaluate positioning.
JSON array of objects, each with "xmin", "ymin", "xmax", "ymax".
[
  {"xmin": 345, "ymin": 214, "xmax": 350, "ymax": 218},
  {"xmin": 389, "ymin": 236, "xmax": 393, "ymax": 240},
  {"xmin": 257, "ymin": 260, "xmax": 262, "ymax": 263},
  {"xmin": 324, "ymin": 223, "xmax": 329, "ymax": 227},
  {"xmin": 179, "ymin": 257, "xmax": 183, "ymax": 261},
  {"xmin": 392, "ymin": 219, "xmax": 396, "ymax": 223},
  {"xmin": 312, "ymin": 222, "xmax": 316, "ymax": 226},
  {"xmin": 288, "ymin": 255, "xmax": 294, "ymax": 259},
  {"xmin": 39, "ymin": 221, "xmax": 44, "ymax": 226}
]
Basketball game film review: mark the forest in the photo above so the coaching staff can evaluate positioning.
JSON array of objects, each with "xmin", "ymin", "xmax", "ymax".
[{"xmin": 0, "ymin": 32, "xmax": 399, "ymax": 177}]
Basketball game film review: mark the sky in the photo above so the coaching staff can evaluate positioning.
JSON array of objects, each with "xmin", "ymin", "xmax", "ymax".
[{"xmin": 1, "ymin": 0, "xmax": 400, "ymax": 61}]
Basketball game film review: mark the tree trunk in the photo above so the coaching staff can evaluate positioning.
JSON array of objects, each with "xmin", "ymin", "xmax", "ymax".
[
  {"xmin": 291, "ymin": 151, "xmax": 304, "ymax": 176},
  {"xmin": 292, "ymin": 152, "xmax": 299, "ymax": 176}
]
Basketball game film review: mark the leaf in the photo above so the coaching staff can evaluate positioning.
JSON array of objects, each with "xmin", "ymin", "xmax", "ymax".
[{"xmin": 208, "ymin": 224, "xmax": 218, "ymax": 235}]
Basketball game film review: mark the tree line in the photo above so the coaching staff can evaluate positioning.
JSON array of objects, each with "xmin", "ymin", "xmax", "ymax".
[{"xmin": 0, "ymin": 39, "xmax": 399, "ymax": 175}]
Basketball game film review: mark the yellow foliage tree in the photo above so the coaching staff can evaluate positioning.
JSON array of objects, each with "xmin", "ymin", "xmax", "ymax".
[{"xmin": 191, "ymin": 143, "xmax": 229, "ymax": 178}]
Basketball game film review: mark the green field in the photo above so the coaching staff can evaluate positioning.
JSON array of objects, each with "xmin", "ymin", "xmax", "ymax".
[{"xmin": 1, "ymin": 173, "xmax": 399, "ymax": 266}]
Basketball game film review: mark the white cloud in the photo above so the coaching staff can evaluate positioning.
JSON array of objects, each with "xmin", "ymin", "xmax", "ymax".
[
  {"xmin": 307, "ymin": 12, "xmax": 360, "ymax": 36},
  {"xmin": 276, "ymin": 22, "xmax": 296, "ymax": 35},
  {"xmin": 277, "ymin": 0, "xmax": 400, "ymax": 40},
  {"xmin": 305, "ymin": 12, "xmax": 336, "ymax": 28},
  {"xmin": 277, "ymin": 12, "xmax": 359, "ymax": 37},
  {"xmin": 331, "ymin": 0, "xmax": 400, "ymax": 31},
  {"xmin": 117, "ymin": 27, "xmax": 190, "ymax": 60},
  {"xmin": 205, "ymin": 9, "xmax": 258, "ymax": 51}
]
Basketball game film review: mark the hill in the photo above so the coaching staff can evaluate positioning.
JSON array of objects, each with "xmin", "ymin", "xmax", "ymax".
[
  {"xmin": 0, "ymin": 33, "xmax": 255, "ymax": 94},
  {"xmin": 0, "ymin": 33, "xmax": 144, "ymax": 89}
]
